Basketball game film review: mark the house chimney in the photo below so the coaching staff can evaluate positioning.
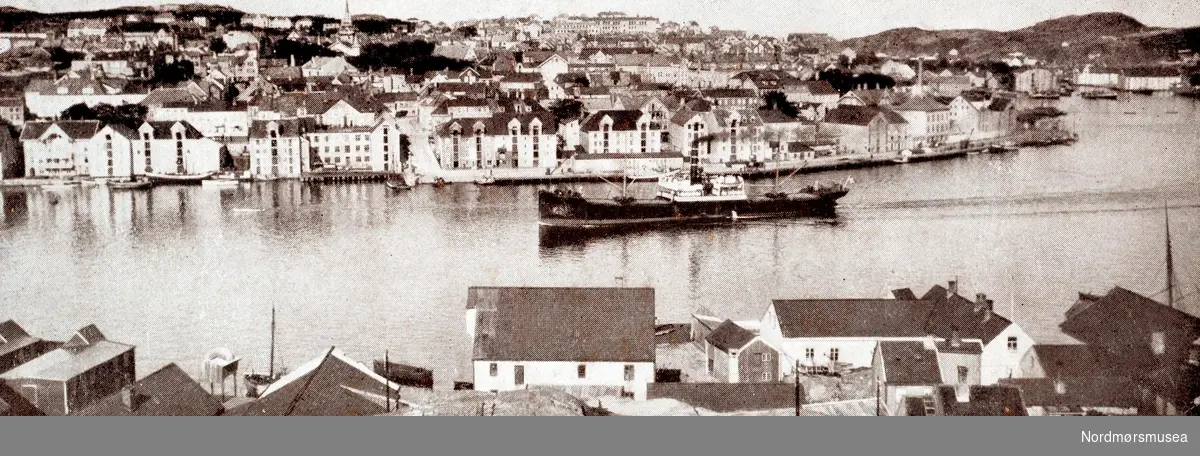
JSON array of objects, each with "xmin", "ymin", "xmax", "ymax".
[
  {"xmin": 950, "ymin": 328, "xmax": 962, "ymax": 348},
  {"xmin": 982, "ymin": 300, "xmax": 994, "ymax": 322},
  {"xmin": 975, "ymin": 293, "xmax": 987, "ymax": 312},
  {"xmin": 954, "ymin": 384, "xmax": 970, "ymax": 403},
  {"xmin": 1054, "ymin": 377, "xmax": 1067, "ymax": 395},
  {"xmin": 1188, "ymin": 343, "xmax": 1199, "ymax": 366},
  {"xmin": 121, "ymin": 385, "xmax": 137, "ymax": 412},
  {"xmin": 947, "ymin": 280, "xmax": 958, "ymax": 297},
  {"xmin": 923, "ymin": 333, "xmax": 937, "ymax": 351}
]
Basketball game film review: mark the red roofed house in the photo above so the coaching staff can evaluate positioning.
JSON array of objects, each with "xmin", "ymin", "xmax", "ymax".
[
  {"xmin": 0, "ymin": 325, "xmax": 134, "ymax": 416},
  {"xmin": 466, "ymin": 287, "xmax": 656, "ymax": 400}
]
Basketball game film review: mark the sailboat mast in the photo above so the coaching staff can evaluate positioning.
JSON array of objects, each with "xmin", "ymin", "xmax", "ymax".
[
  {"xmin": 269, "ymin": 305, "xmax": 276, "ymax": 377},
  {"xmin": 1165, "ymin": 204, "xmax": 1175, "ymax": 308}
]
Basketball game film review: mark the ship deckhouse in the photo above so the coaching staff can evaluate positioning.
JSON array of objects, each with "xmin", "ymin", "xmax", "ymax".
[{"xmin": 655, "ymin": 173, "xmax": 747, "ymax": 202}]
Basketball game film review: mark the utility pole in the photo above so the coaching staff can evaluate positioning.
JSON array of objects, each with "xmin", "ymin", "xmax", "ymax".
[{"xmin": 794, "ymin": 360, "xmax": 801, "ymax": 416}]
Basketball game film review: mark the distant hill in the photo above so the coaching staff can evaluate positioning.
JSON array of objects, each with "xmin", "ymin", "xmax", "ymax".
[{"xmin": 840, "ymin": 12, "xmax": 1197, "ymax": 65}]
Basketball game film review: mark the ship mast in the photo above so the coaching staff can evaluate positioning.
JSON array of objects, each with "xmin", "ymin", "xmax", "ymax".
[
  {"xmin": 269, "ymin": 305, "xmax": 276, "ymax": 378},
  {"xmin": 1165, "ymin": 203, "xmax": 1175, "ymax": 309}
]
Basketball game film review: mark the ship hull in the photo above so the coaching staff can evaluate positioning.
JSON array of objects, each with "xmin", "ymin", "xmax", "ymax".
[{"xmin": 538, "ymin": 189, "xmax": 847, "ymax": 230}]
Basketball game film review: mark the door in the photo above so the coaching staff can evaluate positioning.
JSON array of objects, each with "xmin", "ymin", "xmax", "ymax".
[{"xmin": 514, "ymin": 365, "xmax": 525, "ymax": 386}]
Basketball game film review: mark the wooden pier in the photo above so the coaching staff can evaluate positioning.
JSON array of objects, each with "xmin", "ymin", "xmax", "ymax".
[{"xmin": 299, "ymin": 170, "xmax": 395, "ymax": 184}]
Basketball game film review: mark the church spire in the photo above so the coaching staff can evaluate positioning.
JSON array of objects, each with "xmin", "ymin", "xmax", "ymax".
[{"xmin": 342, "ymin": 0, "xmax": 352, "ymax": 27}]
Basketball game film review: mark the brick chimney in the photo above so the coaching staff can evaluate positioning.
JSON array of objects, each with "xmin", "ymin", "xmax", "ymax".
[
  {"xmin": 121, "ymin": 385, "xmax": 138, "ymax": 413},
  {"xmin": 975, "ymin": 293, "xmax": 987, "ymax": 312},
  {"xmin": 923, "ymin": 333, "xmax": 937, "ymax": 351},
  {"xmin": 947, "ymin": 280, "xmax": 958, "ymax": 297},
  {"xmin": 950, "ymin": 328, "xmax": 962, "ymax": 348}
]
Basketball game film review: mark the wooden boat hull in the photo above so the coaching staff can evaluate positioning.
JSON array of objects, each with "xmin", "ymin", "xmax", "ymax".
[
  {"xmin": 146, "ymin": 172, "xmax": 216, "ymax": 185},
  {"xmin": 537, "ymin": 188, "xmax": 847, "ymax": 230},
  {"xmin": 385, "ymin": 180, "xmax": 411, "ymax": 191},
  {"xmin": 108, "ymin": 180, "xmax": 154, "ymax": 190},
  {"xmin": 373, "ymin": 360, "xmax": 434, "ymax": 389},
  {"xmin": 201, "ymin": 179, "xmax": 240, "ymax": 187}
]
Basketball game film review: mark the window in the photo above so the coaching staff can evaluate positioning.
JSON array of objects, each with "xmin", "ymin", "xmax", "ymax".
[
  {"xmin": 489, "ymin": 363, "xmax": 498, "ymax": 377},
  {"xmin": 761, "ymin": 371, "xmax": 771, "ymax": 382},
  {"xmin": 624, "ymin": 364, "xmax": 635, "ymax": 381},
  {"xmin": 829, "ymin": 348, "xmax": 839, "ymax": 362},
  {"xmin": 1007, "ymin": 336, "xmax": 1018, "ymax": 352},
  {"xmin": 957, "ymin": 366, "xmax": 969, "ymax": 383},
  {"xmin": 804, "ymin": 348, "xmax": 814, "ymax": 361},
  {"xmin": 759, "ymin": 352, "xmax": 769, "ymax": 366},
  {"xmin": 1151, "ymin": 331, "xmax": 1166, "ymax": 355},
  {"xmin": 707, "ymin": 358, "xmax": 714, "ymax": 373},
  {"xmin": 577, "ymin": 364, "xmax": 587, "ymax": 379}
]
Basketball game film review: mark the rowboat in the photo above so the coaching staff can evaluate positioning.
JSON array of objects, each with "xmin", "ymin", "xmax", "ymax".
[
  {"xmin": 385, "ymin": 179, "xmax": 411, "ymax": 191},
  {"xmin": 41, "ymin": 181, "xmax": 79, "ymax": 191},
  {"xmin": 201, "ymin": 173, "xmax": 241, "ymax": 188},
  {"xmin": 146, "ymin": 171, "xmax": 216, "ymax": 185},
  {"xmin": 107, "ymin": 179, "xmax": 154, "ymax": 190}
]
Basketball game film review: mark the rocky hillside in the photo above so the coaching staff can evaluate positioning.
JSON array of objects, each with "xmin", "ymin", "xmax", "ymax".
[{"xmin": 841, "ymin": 12, "xmax": 1197, "ymax": 65}]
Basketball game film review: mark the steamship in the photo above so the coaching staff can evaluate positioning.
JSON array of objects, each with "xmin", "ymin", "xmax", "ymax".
[{"xmin": 537, "ymin": 160, "xmax": 851, "ymax": 230}]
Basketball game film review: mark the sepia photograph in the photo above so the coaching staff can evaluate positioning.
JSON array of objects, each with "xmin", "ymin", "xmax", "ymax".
[{"xmin": 0, "ymin": 0, "xmax": 1198, "ymax": 433}]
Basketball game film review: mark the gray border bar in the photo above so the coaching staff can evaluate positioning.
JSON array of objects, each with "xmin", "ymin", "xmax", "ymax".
[{"xmin": 0, "ymin": 417, "xmax": 1195, "ymax": 456}]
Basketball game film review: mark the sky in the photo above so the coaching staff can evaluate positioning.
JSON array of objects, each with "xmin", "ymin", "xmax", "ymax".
[{"xmin": 6, "ymin": 0, "xmax": 1200, "ymax": 39}]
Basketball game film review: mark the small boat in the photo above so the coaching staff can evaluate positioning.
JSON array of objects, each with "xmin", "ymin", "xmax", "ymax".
[
  {"xmin": 40, "ymin": 181, "xmax": 79, "ymax": 191},
  {"xmin": 985, "ymin": 143, "xmax": 1019, "ymax": 154},
  {"xmin": 107, "ymin": 178, "xmax": 154, "ymax": 190},
  {"xmin": 1030, "ymin": 92, "xmax": 1060, "ymax": 100},
  {"xmin": 474, "ymin": 170, "xmax": 496, "ymax": 186},
  {"xmin": 385, "ymin": 179, "xmax": 411, "ymax": 191},
  {"xmin": 1080, "ymin": 89, "xmax": 1119, "ymax": 100},
  {"xmin": 373, "ymin": 359, "xmax": 434, "ymax": 389},
  {"xmin": 201, "ymin": 174, "xmax": 241, "ymax": 188},
  {"xmin": 146, "ymin": 171, "xmax": 216, "ymax": 185}
]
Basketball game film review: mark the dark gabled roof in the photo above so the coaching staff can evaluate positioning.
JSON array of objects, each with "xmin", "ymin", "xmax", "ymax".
[
  {"xmin": 1125, "ymin": 67, "xmax": 1180, "ymax": 78},
  {"xmin": 437, "ymin": 111, "xmax": 558, "ymax": 136},
  {"xmin": 1060, "ymin": 286, "xmax": 1200, "ymax": 347},
  {"xmin": 249, "ymin": 118, "xmax": 319, "ymax": 138},
  {"xmin": 893, "ymin": 96, "xmax": 949, "ymax": 112},
  {"xmin": 892, "ymin": 288, "xmax": 918, "ymax": 300},
  {"xmin": 756, "ymin": 109, "xmax": 802, "ymax": 124},
  {"xmin": 498, "ymin": 72, "xmax": 543, "ymax": 84},
  {"xmin": 469, "ymin": 287, "xmax": 655, "ymax": 363},
  {"xmin": 139, "ymin": 121, "xmax": 205, "ymax": 140},
  {"xmin": 921, "ymin": 290, "xmax": 1012, "ymax": 344},
  {"xmin": 0, "ymin": 320, "xmax": 37, "ymax": 360},
  {"xmin": 800, "ymin": 80, "xmax": 838, "ymax": 95},
  {"xmin": 19, "ymin": 121, "xmax": 101, "ymax": 140},
  {"xmin": 879, "ymin": 341, "xmax": 942, "ymax": 385},
  {"xmin": 1027, "ymin": 344, "xmax": 1144, "ymax": 378},
  {"xmin": 73, "ymin": 363, "xmax": 223, "ymax": 416},
  {"xmin": 1, "ymin": 325, "xmax": 132, "ymax": 382},
  {"xmin": 935, "ymin": 385, "xmax": 1027, "ymax": 416},
  {"xmin": 823, "ymin": 105, "xmax": 883, "ymax": 126},
  {"xmin": 770, "ymin": 299, "xmax": 933, "ymax": 338},
  {"xmin": 999, "ymin": 377, "xmax": 1140, "ymax": 409},
  {"xmin": 701, "ymin": 88, "xmax": 757, "ymax": 99},
  {"xmin": 987, "ymin": 97, "xmax": 1014, "ymax": 111},
  {"xmin": 226, "ymin": 348, "xmax": 397, "ymax": 416},
  {"xmin": 706, "ymin": 320, "xmax": 758, "ymax": 352},
  {"xmin": 581, "ymin": 110, "xmax": 645, "ymax": 132}
]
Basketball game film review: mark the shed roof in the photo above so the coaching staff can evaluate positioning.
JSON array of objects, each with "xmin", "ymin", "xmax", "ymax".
[{"xmin": 468, "ymin": 287, "xmax": 656, "ymax": 362}]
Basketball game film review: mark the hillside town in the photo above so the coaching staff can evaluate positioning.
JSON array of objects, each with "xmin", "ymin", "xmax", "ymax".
[{"xmin": 0, "ymin": 5, "xmax": 1197, "ymax": 184}]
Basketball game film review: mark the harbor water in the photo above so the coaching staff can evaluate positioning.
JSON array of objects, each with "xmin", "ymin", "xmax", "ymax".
[{"xmin": 2, "ymin": 95, "xmax": 1199, "ymax": 386}]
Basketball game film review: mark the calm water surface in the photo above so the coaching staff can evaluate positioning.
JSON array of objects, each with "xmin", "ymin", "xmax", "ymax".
[{"xmin": 3, "ymin": 96, "xmax": 1199, "ymax": 385}]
